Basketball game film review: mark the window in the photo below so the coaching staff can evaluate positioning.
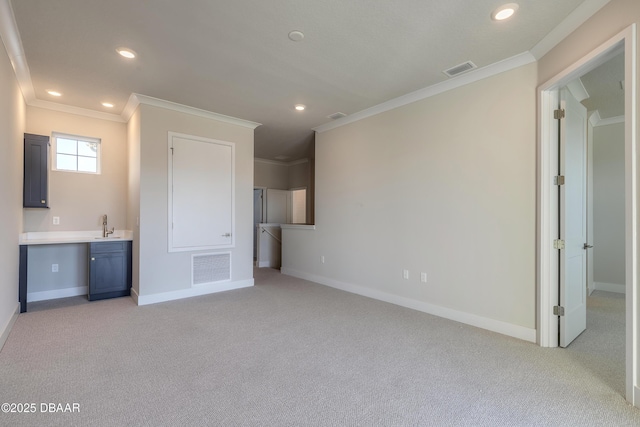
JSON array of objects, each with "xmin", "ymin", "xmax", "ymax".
[{"xmin": 53, "ymin": 132, "xmax": 101, "ymax": 174}]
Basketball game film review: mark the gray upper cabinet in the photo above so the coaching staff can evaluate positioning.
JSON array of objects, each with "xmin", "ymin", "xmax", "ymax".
[{"xmin": 23, "ymin": 133, "xmax": 50, "ymax": 208}]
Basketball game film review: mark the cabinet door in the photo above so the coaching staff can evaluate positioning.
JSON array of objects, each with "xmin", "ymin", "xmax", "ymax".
[
  {"xmin": 23, "ymin": 133, "xmax": 50, "ymax": 208},
  {"xmin": 88, "ymin": 242, "xmax": 132, "ymax": 301},
  {"xmin": 89, "ymin": 252, "xmax": 127, "ymax": 295}
]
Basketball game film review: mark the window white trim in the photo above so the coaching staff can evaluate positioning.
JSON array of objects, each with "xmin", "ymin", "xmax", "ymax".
[{"xmin": 52, "ymin": 132, "xmax": 101, "ymax": 174}]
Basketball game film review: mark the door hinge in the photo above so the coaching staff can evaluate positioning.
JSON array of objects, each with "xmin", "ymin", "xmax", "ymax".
[
  {"xmin": 554, "ymin": 109, "xmax": 566, "ymax": 119},
  {"xmin": 553, "ymin": 305, "xmax": 565, "ymax": 316},
  {"xmin": 554, "ymin": 175, "xmax": 565, "ymax": 186},
  {"xmin": 553, "ymin": 239, "xmax": 565, "ymax": 250}
]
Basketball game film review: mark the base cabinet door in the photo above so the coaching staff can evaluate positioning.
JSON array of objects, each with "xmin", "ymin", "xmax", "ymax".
[{"xmin": 89, "ymin": 242, "xmax": 132, "ymax": 301}]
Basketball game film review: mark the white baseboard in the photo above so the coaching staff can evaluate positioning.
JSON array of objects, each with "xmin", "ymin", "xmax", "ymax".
[
  {"xmin": 0, "ymin": 303, "xmax": 20, "ymax": 352},
  {"xmin": 136, "ymin": 279, "xmax": 254, "ymax": 306},
  {"xmin": 594, "ymin": 282, "xmax": 625, "ymax": 294},
  {"xmin": 130, "ymin": 287, "xmax": 139, "ymax": 305},
  {"xmin": 258, "ymin": 261, "xmax": 280, "ymax": 268},
  {"xmin": 281, "ymin": 268, "xmax": 537, "ymax": 343},
  {"xmin": 27, "ymin": 286, "xmax": 88, "ymax": 302}
]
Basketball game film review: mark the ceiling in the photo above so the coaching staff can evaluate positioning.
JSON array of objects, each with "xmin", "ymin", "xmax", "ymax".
[
  {"xmin": 580, "ymin": 51, "xmax": 625, "ymax": 120},
  {"xmin": 7, "ymin": 0, "xmax": 597, "ymax": 161}
]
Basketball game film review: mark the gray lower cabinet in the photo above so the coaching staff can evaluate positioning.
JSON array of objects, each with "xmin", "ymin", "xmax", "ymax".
[{"xmin": 88, "ymin": 241, "xmax": 132, "ymax": 301}]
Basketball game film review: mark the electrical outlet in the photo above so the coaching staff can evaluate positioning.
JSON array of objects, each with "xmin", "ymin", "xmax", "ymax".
[
  {"xmin": 421, "ymin": 272, "xmax": 428, "ymax": 283},
  {"xmin": 321, "ymin": 256, "xmax": 325, "ymax": 264},
  {"xmin": 403, "ymin": 269, "xmax": 409, "ymax": 280},
  {"xmin": 52, "ymin": 264, "xmax": 59, "ymax": 273},
  {"xmin": 53, "ymin": 216, "xmax": 60, "ymax": 225}
]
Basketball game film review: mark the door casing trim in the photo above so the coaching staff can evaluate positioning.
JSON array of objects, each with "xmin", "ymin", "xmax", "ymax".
[{"xmin": 537, "ymin": 24, "xmax": 637, "ymax": 404}]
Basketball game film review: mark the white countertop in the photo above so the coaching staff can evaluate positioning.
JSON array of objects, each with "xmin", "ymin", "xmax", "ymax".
[{"xmin": 19, "ymin": 230, "xmax": 133, "ymax": 245}]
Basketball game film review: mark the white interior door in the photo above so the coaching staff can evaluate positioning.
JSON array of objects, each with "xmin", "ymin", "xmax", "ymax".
[{"xmin": 559, "ymin": 87, "xmax": 588, "ymax": 347}]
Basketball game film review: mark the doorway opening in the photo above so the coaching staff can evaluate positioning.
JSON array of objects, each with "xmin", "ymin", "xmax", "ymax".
[
  {"xmin": 537, "ymin": 25, "xmax": 637, "ymax": 403},
  {"xmin": 253, "ymin": 187, "xmax": 266, "ymax": 263}
]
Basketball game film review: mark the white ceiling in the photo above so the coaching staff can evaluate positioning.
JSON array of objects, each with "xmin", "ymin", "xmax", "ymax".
[
  {"xmin": 6, "ymin": 0, "xmax": 603, "ymax": 160},
  {"xmin": 580, "ymin": 51, "xmax": 625, "ymax": 120}
]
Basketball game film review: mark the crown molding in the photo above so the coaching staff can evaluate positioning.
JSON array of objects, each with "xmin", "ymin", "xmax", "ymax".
[
  {"xmin": 255, "ymin": 157, "xmax": 308, "ymax": 167},
  {"xmin": 313, "ymin": 51, "xmax": 536, "ymax": 133},
  {"xmin": 593, "ymin": 113, "xmax": 624, "ymax": 127},
  {"xmin": 530, "ymin": 0, "xmax": 612, "ymax": 60},
  {"xmin": 287, "ymin": 158, "xmax": 309, "ymax": 166},
  {"xmin": 566, "ymin": 78, "xmax": 590, "ymax": 103},
  {"xmin": 2, "ymin": 0, "xmax": 608, "ymax": 132},
  {"xmin": 122, "ymin": 93, "xmax": 261, "ymax": 129},
  {"xmin": 28, "ymin": 99, "xmax": 125, "ymax": 122},
  {"xmin": 0, "ymin": 0, "xmax": 260, "ymax": 129},
  {"xmin": 0, "ymin": 0, "xmax": 122, "ymax": 123},
  {"xmin": 0, "ymin": 0, "xmax": 35, "ymax": 102}
]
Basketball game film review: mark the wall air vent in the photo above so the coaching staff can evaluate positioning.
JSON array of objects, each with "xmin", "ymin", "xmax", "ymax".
[
  {"xmin": 443, "ymin": 61, "xmax": 477, "ymax": 78},
  {"xmin": 192, "ymin": 253, "xmax": 231, "ymax": 285},
  {"xmin": 328, "ymin": 112, "xmax": 347, "ymax": 120}
]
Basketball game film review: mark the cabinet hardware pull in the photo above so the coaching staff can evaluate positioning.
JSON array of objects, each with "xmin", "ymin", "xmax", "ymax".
[{"xmin": 91, "ymin": 257, "xmax": 95, "ymax": 261}]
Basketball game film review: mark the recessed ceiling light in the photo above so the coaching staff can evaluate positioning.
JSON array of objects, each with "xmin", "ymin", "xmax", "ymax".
[
  {"xmin": 116, "ymin": 47, "xmax": 136, "ymax": 59},
  {"xmin": 102, "ymin": 102, "xmax": 114, "ymax": 108},
  {"xmin": 492, "ymin": 3, "xmax": 519, "ymax": 21},
  {"xmin": 46, "ymin": 90, "xmax": 62, "ymax": 97},
  {"xmin": 288, "ymin": 30, "xmax": 304, "ymax": 42},
  {"xmin": 295, "ymin": 104, "xmax": 306, "ymax": 111}
]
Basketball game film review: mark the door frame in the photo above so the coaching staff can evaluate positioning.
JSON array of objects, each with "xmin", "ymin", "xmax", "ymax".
[
  {"xmin": 537, "ymin": 24, "xmax": 637, "ymax": 402},
  {"xmin": 253, "ymin": 187, "xmax": 267, "ymax": 263}
]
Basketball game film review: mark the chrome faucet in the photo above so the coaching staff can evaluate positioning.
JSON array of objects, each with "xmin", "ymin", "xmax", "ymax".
[{"xmin": 102, "ymin": 214, "xmax": 114, "ymax": 238}]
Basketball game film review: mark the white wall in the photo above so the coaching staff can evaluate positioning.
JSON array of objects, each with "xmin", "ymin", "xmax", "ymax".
[
  {"xmin": 593, "ymin": 122, "xmax": 625, "ymax": 287},
  {"xmin": 0, "ymin": 37, "xmax": 25, "ymax": 347},
  {"xmin": 255, "ymin": 159, "xmax": 289, "ymax": 189},
  {"xmin": 135, "ymin": 103, "xmax": 255, "ymax": 299},
  {"xmin": 24, "ymin": 106, "xmax": 128, "ymax": 232},
  {"xmin": 288, "ymin": 160, "xmax": 310, "ymax": 190},
  {"xmin": 127, "ymin": 108, "xmax": 141, "ymax": 295},
  {"xmin": 282, "ymin": 62, "xmax": 537, "ymax": 337}
]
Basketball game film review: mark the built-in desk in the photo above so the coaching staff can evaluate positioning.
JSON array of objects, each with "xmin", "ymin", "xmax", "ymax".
[{"xmin": 19, "ymin": 231, "xmax": 133, "ymax": 312}]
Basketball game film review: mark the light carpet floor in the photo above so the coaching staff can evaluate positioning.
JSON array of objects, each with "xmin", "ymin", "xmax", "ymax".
[{"xmin": 0, "ymin": 268, "xmax": 639, "ymax": 426}]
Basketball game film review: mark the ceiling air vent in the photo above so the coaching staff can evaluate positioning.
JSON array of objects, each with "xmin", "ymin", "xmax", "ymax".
[
  {"xmin": 328, "ymin": 112, "xmax": 347, "ymax": 120},
  {"xmin": 443, "ymin": 61, "xmax": 477, "ymax": 78}
]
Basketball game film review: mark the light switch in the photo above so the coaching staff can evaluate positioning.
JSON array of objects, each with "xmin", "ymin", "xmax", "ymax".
[{"xmin": 53, "ymin": 216, "xmax": 60, "ymax": 225}]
